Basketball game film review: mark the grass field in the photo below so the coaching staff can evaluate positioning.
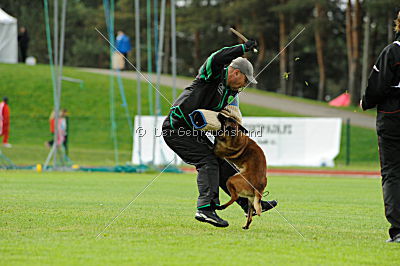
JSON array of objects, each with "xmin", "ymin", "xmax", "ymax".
[{"xmin": 1, "ymin": 171, "xmax": 399, "ymax": 265}]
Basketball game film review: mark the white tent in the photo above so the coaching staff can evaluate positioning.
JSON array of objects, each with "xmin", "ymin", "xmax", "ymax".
[{"xmin": 0, "ymin": 8, "xmax": 17, "ymax": 63}]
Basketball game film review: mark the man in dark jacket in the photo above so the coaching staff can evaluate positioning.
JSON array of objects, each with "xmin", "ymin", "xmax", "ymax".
[
  {"xmin": 163, "ymin": 40, "xmax": 277, "ymax": 227},
  {"xmin": 361, "ymin": 11, "xmax": 400, "ymax": 243}
]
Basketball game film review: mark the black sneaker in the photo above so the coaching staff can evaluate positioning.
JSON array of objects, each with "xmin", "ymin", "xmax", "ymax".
[
  {"xmin": 386, "ymin": 233, "xmax": 400, "ymax": 243},
  {"xmin": 245, "ymin": 200, "xmax": 278, "ymax": 216},
  {"xmin": 195, "ymin": 209, "xmax": 229, "ymax": 228}
]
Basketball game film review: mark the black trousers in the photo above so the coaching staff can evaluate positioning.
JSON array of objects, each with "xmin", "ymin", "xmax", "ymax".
[
  {"xmin": 19, "ymin": 45, "xmax": 28, "ymax": 63},
  {"xmin": 163, "ymin": 125, "xmax": 248, "ymax": 210},
  {"xmin": 378, "ymin": 135, "xmax": 400, "ymax": 238}
]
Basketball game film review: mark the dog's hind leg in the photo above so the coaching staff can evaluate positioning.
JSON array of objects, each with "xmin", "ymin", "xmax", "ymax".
[
  {"xmin": 254, "ymin": 193, "xmax": 263, "ymax": 216},
  {"xmin": 218, "ymin": 177, "xmax": 239, "ymax": 210},
  {"xmin": 243, "ymin": 199, "xmax": 254, "ymax": 230}
]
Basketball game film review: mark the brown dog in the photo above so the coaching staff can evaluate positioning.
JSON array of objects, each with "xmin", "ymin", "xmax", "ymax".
[{"xmin": 214, "ymin": 115, "xmax": 267, "ymax": 229}]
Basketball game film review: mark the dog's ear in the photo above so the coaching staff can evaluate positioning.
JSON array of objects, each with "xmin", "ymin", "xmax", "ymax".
[
  {"xmin": 226, "ymin": 117, "xmax": 236, "ymax": 123},
  {"xmin": 217, "ymin": 113, "xmax": 228, "ymax": 124}
]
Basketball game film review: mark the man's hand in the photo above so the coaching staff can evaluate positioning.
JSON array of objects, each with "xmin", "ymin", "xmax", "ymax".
[{"xmin": 244, "ymin": 39, "xmax": 258, "ymax": 53}]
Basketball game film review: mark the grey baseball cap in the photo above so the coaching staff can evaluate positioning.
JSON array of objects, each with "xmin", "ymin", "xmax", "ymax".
[{"xmin": 229, "ymin": 57, "xmax": 258, "ymax": 84}]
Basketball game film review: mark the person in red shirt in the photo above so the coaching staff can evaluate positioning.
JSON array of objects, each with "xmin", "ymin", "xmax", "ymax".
[
  {"xmin": 0, "ymin": 97, "xmax": 11, "ymax": 148},
  {"xmin": 46, "ymin": 111, "xmax": 55, "ymax": 148}
]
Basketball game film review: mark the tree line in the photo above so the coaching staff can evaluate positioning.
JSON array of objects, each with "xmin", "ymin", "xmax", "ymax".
[{"xmin": 1, "ymin": 0, "xmax": 398, "ymax": 104}]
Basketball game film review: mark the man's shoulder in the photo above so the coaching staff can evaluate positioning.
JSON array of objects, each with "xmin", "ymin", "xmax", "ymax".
[
  {"xmin": 387, "ymin": 42, "xmax": 400, "ymax": 65},
  {"xmin": 386, "ymin": 41, "xmax": 400, "ymax": 53},
  {"xmin": 191, "ymin": 77, "xmax": 221, "ymax": 87},
  {"xmin": 376, "ymin": 42, "xmax": 400, "ymax": 63},
  {"xmin": 195, "ymin": 69, "xmax": 225, "ymax": 84}
]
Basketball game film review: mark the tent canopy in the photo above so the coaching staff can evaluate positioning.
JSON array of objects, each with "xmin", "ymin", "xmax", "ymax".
[
  {"xmin": 0, "ymin": 8, "xmax": 18, "ymax": 63},
  {"xmin": 0, "ymin": 8, "xmax": 17, "ymax": 24},
  {"xmin": 329, "ymin": 92, "xmax": 351, "ymax": 107}
]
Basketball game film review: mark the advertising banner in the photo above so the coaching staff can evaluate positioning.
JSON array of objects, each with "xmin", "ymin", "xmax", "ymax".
[{"xmin": 132, "ymin": 116, "xmax": 342, "ymax": 167}]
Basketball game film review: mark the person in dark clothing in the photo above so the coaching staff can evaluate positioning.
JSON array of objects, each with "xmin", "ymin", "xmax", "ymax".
[
  {"xmin": 17, "ymin": 27, "xmax": 29, "ymax": 63},
  {"xmin": 162, "ymin": 40, "xmax": 277, "ymax": 227},
  {"xmin": 361, "ymin": 11, "xmax": 400, "ymax": 243}
]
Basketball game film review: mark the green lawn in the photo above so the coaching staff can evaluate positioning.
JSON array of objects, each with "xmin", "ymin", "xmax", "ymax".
[{"xmin": 0, "ymin": 171, "xmax": 398, "ymax": 265}]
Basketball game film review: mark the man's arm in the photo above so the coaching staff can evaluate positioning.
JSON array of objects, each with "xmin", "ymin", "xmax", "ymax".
[
  {"xmin": 361, "ymin": 47, "xmax": 395, "ymax": 110},
  {"xmin": 197, "ymin": 40, "xmax": 257, "ymax": 81},
  {"xmin": 197, "ymin": 44, "xmax": 244, "ymax": 81}
]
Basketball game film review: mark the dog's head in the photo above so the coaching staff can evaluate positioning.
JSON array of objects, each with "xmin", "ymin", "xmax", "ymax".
[{"xmin": 216, "ymin": 113, "xmax": 248, "ymax": 147}]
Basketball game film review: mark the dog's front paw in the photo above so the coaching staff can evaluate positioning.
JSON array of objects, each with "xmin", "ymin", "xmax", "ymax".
[{"xmin": 242, "ymin": 225, "xmax": 249, "ymax": 230}]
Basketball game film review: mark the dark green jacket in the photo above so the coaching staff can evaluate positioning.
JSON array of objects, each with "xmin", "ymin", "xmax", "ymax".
[{"xmin": 163, "ymin": 44, "xmax": 245, "ymax": 129}]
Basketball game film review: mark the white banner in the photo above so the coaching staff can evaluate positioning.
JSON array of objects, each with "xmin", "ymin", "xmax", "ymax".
[
  {"xmin": 132, "ymin": 116, "xmax": 342, "ymax": 167},
  {"xmin": 242, "ymin": 117, "xmax": 342, "ymax": 166}
]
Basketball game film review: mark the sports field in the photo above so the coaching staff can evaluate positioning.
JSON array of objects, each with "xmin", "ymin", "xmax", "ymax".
[{"xmin": 1, "ymin": 171, "xmax": 398, "ymax": 265}]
